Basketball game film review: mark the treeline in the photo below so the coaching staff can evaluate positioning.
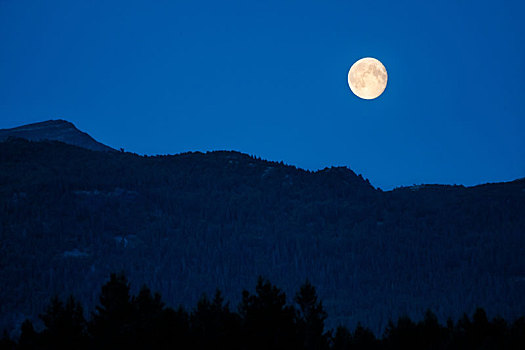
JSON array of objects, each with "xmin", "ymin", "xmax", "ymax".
[{"xmin": 1, "ymin": 273, "xmax": 524, "ymax": 350}]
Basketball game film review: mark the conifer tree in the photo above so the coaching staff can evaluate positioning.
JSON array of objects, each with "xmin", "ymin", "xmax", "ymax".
[
  {"xmin": 39, "ymin": 295, "xmax": 87, "ymax": 350},
  {"xmin": 89, "ymin": 272, "xmax": 134, "ymax": 347},
  {"xmin": 295, "ymin": 280, "xmax": 329, "ymax": 350},
  {"xmin": 239, "ymin": 277, "xmax": 298, "ymax": 350}
]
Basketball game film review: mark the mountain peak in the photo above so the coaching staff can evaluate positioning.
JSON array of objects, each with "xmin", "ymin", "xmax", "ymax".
[{"xmin": 0, "ymin": 119, "xmax": 115, "ymax": 152}]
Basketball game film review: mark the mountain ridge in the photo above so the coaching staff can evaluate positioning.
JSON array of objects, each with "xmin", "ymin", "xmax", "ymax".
[
  {"xmin": 2, "ymin": 119, "xmax": 521, "ymax": 190},
  {"xmin": 0, "ymin": 125, "xmax": 524, "ymax": 336},
  {"xmin": 0, "ymin": 119, "xmax": 115, "ymax": 152}
]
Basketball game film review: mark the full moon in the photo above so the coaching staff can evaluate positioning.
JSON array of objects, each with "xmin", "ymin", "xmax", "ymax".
[{"xmin": 348, "ymin": 57, "xmax": 388, "ymax": 100}]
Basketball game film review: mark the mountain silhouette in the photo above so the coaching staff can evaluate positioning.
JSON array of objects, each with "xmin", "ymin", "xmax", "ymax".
[
  {"xmin": 0, "ymin": 119, "xmax": 115, "ymax": 152},
  {"xmin": 0, "ymin": 120, "xmax": 524, "ymax": 336}
]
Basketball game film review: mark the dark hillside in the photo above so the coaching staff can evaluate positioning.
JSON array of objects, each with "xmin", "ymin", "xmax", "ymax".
[{"xmin": 0, "ymin": 138, "xmax": 524, "ymax": 334}]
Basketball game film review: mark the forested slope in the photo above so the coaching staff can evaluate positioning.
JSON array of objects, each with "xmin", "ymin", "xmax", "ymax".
[{"xmin": 1, "ymin": 138, "xmax": 524, "ymax": 334}]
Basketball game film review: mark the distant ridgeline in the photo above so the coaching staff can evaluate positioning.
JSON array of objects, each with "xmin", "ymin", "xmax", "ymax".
[
  {"xmin": 0, "ymin": 120, "xmax": 115, "ymax": 152},
  {"xmin": 0, "ymin": 122, "xmax": 524, "ymax": 336}
]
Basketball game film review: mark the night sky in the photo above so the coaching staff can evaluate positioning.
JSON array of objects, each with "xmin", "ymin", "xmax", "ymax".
[{"xmin": 1, "ymin": 0, "xmax": 524, "ymax": 190}]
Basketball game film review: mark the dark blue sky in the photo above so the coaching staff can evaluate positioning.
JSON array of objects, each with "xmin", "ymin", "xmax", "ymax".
[{"xmin": 1, "ymin": 0, "xmax": 524, "ymax": 189}]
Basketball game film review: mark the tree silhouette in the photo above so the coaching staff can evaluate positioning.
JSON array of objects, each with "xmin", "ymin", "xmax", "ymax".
[
  {"xmin": 295, "ymin": 280, "xmax": 329, "ymax": 350},
  {"xmin": 191, "ymin": 290, "xmax": 241, "ymax": 350},
  {"xmin": 17, "ymin": 320, "xmax": 39, "ymax": 350},
  {"xmin": 239, "ymin": 277, "xmax": 298, "ymax": 350},
  {"xmin": 383, "ymin": 316, "xmax": 418, "ymax": 350},
  {"xmin": 352, "ymin": 323, "xmax": 378, "ymax": 350},
  {"xmin": 418, "ymin": 310, "xmax": 446, "ymax": 350},
  {"xmin": 38, "ymin": 295, "xmax": 87, "ymax": 350},
  {"xmin": 156, "ymin": 306, "xmax": 191, "ymax": 350},
  {"xmin": 89, "ymin": 272, "xmax": 134, "ymax": 347},
  {"xmin": 4, "ymin": 273, "xmax": 525, "ymax": 349},
  {"xmin": 332, "ymin": 326, "xmax": 352, "ymax": 350},
  {"xmin": 131, "ymin": 285, "xmax": 166, "ymax": 349}
]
